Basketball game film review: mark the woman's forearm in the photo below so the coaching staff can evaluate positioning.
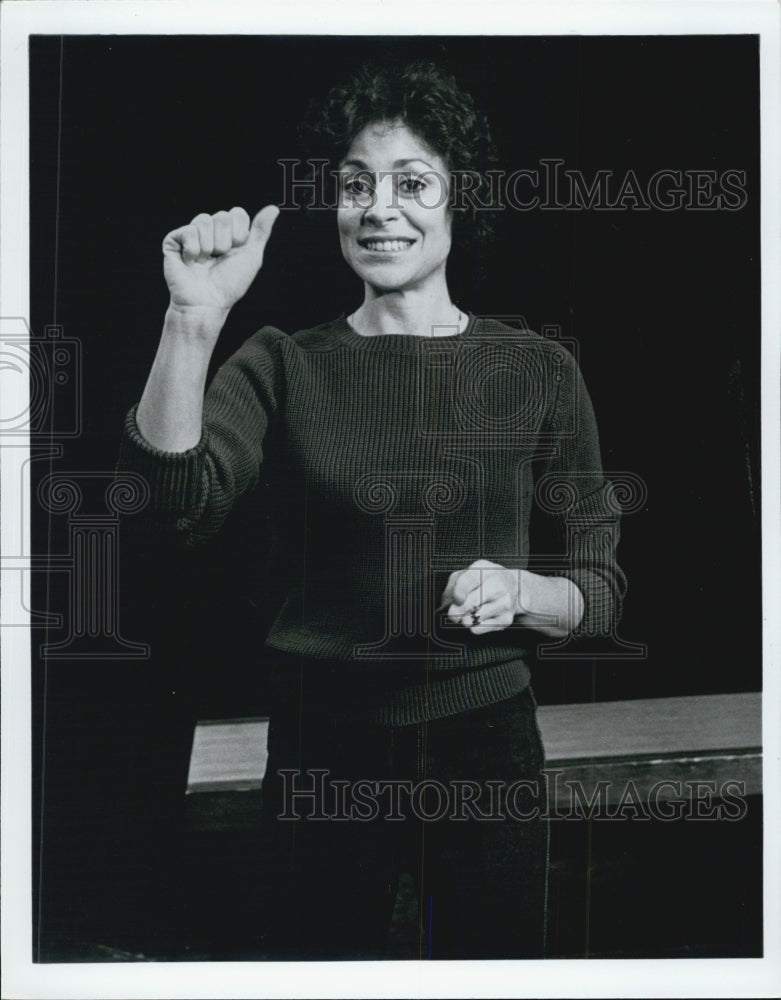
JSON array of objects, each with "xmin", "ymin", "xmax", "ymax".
[
  {"xmin": 136, "ymin": 304, "xmax": 228, "ymax": 452},
  {"xmin": 516, "ymin": 571, "xmax": 585, "ymax": 638},
  {"xmin": 136, "ymin": 205, "xmax": 279, "ymax": 453}
]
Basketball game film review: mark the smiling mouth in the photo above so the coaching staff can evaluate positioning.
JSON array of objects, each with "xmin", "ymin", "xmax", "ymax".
[{"xmin": 358, "ymin": 238, "xmax": 415, "ymax": 253}]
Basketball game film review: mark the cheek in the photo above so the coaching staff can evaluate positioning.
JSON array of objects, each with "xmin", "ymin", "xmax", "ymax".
[
  {"xmin": 337, "ymin": 204, "xmax": 360, "ymax": 234},
  {"xmin": 337, "ymin": 220, "xmax": 358, "ymax": 261}
]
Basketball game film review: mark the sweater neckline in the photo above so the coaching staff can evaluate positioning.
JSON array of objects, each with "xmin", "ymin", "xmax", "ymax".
[{"xmin": 329, "ymin": 312, "xmax": 478, "ymax": 353}]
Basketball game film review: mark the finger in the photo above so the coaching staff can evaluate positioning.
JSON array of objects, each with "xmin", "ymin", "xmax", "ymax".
[
  {"xmin": 471, "ymin": 595, "xmax": 513, "ymax": 623},
  {"xmin": 248, "ymin": 204, "xmax": 280, "ymax": 250},
  {"xmin": 162, "ymin": 223, "xmax": 201, "ymax": 264},
  {"xmin": 469, "ymin": 610, "xmax": 515, "ymax": 636},
  {"xmin": 474, "ymin": 576, "xmax": 508, "ymax": 604},
  {"xmin": 211, "ymin": 210, "xmax": 233, "ymax": 256},
  {"xmin": 191, "ymin": 212, "xmax": 214, "ymax": 258},
  {"xmin": 229, "ymin": 206, "xmax": 251, "ymax": 246},
  {"xmin": 449, "ymin": 598, "xmax": 512, "ymax": 631},
  {"xmin": 447, "ymin": 585, "xmax": 484, "ymax": 624},
  {"xmin": 451, "ymin": 570, "xmax": 484, "ymax": 607},
  {"xmin": 448, "ymin": 582, "xmax": 512, "ymax": 624},
  {"xmin": 453, "ymin": 566, "xmax": 513, "ymax": 610},
  {"xmin": 439, "ymin": 569, "xmax": 462, "ymax": 609}
]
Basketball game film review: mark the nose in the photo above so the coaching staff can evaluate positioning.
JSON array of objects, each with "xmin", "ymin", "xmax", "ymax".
[{"xmin": 363, "ymin": 172, "xmax": 401, "ymax": 225}]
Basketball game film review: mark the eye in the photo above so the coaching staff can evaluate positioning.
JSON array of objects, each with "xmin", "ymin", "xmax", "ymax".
[
  {"xmin": 341, "ymin": 173, "xmax": 373, "ymax": 197},
  {"xmin": 398, "ymin": 175, "xmax": 428, "ymax": 194}
]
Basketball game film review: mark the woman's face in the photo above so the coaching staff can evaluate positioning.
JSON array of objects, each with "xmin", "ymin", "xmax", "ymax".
[{"xmin": 337, "ymin": 119, "xmax": 452, "ymax": 294}]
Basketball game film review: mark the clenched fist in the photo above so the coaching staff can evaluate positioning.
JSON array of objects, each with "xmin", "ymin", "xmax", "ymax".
[
  {"xmin": 442, "ymin": 559, "xmax": 523, "ymax": 635},
  {"xmin": 440, "ymin": 558, "xmax": 583, "ymax": 639},
  {"xmin": 162, "ymin": 205, "xmax": 279, "ymax": 314}
]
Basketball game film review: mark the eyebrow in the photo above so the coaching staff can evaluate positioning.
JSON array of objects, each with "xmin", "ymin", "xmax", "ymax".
[{"xmin": 338, "ymin": 157, "xmax": 438, "ymax": 171}]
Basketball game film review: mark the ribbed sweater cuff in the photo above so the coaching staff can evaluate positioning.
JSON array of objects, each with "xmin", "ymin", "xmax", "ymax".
[
  {"xmin": 117, "ymin": 405, "xmax": 205, "ymax": 515},
  {"xmin": 555, "ymin": 481, "xmax": 624, "ymax": 635},
  {"xmin": 560, "ymin": 568, "xmax": 621, "ymax": 637}
]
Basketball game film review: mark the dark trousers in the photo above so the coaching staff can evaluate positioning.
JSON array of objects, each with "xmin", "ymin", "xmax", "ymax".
[{"xmin": 257, "ymin": 681, "xmax": 549, "ymax": 960}]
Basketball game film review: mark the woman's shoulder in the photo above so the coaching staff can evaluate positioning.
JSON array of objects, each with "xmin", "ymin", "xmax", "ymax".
[
  {"xmin": 289, "ymin": 316, "xmax": 348, "ymax": 352},
  {"xmin": 473, "ymin": 317, "xmax": 585, "ymax": 390},
  {"xmin": 244, "ymin": 316, "xmax": 347, "ymax": 353},
  {"xmin": 475, "ymin": 316, "xmax": 567, "ymax": 358},
  {"xmin": 476, "ymin": 316, "xmax": 551, "ymax": 343},
  {"xmin": 237, "ymin": 317, "xmax": 344, "ymax": 358}
]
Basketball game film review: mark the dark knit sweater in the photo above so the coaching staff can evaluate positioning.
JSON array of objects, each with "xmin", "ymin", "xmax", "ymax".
[{"xmin": 119, "ymin": 314, "xmax": 626, "ymax": 725}]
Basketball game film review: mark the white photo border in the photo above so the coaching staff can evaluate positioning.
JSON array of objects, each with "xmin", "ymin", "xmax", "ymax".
[{"xmin": 2, "ymin": 2, "xmax": 779, "ymax": 998}]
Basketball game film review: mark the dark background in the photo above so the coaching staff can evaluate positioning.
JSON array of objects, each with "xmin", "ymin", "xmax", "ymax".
[{"xmin": 29, "ymin": 35, "xmax": 762, "ymax": 959}]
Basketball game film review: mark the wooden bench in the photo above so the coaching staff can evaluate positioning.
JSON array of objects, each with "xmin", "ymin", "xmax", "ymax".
[{"xmin": 186, "ymin": 691, "xmax": 762, "ymax": 806}]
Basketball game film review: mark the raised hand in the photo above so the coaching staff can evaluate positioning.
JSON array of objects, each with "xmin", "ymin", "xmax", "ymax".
[
  {"xmin": 162, "ymin": 205, "xmax": 279, "ymax": 315},
  {"xmin": 136, "ymin": 204, "xmax": 279, "ymax": 453}
]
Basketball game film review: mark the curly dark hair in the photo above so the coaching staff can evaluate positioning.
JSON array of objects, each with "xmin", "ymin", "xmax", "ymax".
[{"xmin": 300, "ymin": 60, "xmax": 499, "ymax": 256}]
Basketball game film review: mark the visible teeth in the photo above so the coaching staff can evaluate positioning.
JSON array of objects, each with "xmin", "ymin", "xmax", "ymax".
[{"xmin": 363, "ymin": 239, "xmax": 412, "ymax": 252}]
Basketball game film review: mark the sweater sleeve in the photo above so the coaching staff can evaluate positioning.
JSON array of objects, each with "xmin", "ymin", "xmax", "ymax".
[
  {"xmin": 116, "ymin": 326, "xmax": 285, "ymax": 545},
  {"xmin": 532, "ymin": 347, "xmax": 628, "ymax": 636}
]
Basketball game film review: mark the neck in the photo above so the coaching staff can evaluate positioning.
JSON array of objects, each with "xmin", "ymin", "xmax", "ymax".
[{"xmin": 349, "ymin": 283, "xmax": 464, "ymax": 338}]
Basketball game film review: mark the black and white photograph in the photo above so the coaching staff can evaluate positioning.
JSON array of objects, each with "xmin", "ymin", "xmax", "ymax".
[{"xmin": 2, "ymin": 2, "xmax": 780, "ymax": 997}]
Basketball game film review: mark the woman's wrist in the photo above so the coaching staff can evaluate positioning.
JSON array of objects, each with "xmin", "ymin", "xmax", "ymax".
[
  {"xmin": 515, "ymin": 570, "xmax": 585, "ymax": 638},
  {"xmin": 163, "ymin": 301, "xmax": 230, "ymax": 350},
  {"xmin": 135, "ymin": 306, "xmax": 226, "ymax": 453}
]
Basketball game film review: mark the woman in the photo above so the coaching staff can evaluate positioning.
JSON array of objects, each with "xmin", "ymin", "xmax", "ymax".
[{"xmin": 119, "ymin": 61, "xmax": 626, "ymax": 959}]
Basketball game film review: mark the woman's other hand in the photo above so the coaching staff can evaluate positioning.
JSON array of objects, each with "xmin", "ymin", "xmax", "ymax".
[
  {"xmin": 441, "ymin": 559, "xmax": 521, "ymax": 635},
  {"xmin": 162, "ymin": 205, "xmax": 279, "ymax": 319},
  {"xmin": 441, "ymin": 559, "xmax": 584, "ymax": 638}
]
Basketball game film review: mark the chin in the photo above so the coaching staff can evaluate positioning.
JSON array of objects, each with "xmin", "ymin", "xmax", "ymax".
[
  {"xmin": 354, "ymin": 264, "xmax": 416, "ymax": 292},
  {"xmin": 366, "ymin": 275, "xmax": 419, "ymax": 294}
]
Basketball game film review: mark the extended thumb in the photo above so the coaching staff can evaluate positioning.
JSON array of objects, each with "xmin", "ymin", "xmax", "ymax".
[{"xmin": 249, "ymin": 204, "xmax": 280, "ymax": 244}]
